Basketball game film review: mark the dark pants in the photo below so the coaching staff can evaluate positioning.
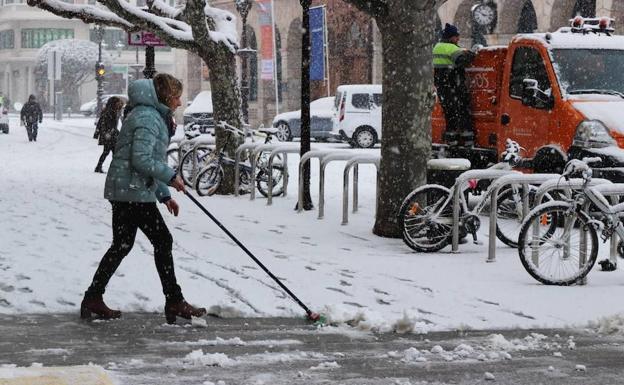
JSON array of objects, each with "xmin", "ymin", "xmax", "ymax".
[
  {"xmin": 95, "ymin": 144, "xmax": 115, "ymax": 171},
  {"xmin": 85, "ymin": 201, "xmax": 183, "ymax": 302},
  {"xmin": 26, "ymin": 123, "xmax": 38, "ymax": 142},
  {"xmin": 435, "ymin": 69, "xmax": 474, "ymax": 148}
]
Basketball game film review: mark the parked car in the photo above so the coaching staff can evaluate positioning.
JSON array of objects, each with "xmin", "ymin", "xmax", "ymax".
[
  {"xmin": 79, "ymin": 94, "xmax": 127, "ymax": 116},
  {"xmin": 0, "ymin": 104, "xmax": 8, "ymax": 134},
  {"xmin": 184, "ymin": 91, "xmax": 214, "ymax": 134},
  {"xmin": 271, "ymin": 97, "xmax": 336, "ymax": 142},
  {"xmin": 330, "ymin": 84, "xmax": 382, "ymax": 148}
]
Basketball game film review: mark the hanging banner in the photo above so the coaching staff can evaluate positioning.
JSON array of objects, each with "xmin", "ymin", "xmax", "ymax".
[
  {"xmin": 257, "ymin": 0, "xmax": 274, "ymax": 80},
  {"xmin": 309, "ymin": 6, "xmax": 325, "ymax": 81}
]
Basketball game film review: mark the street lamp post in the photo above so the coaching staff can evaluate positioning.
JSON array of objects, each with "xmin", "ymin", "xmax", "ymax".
[
  {"xmin": 297, "ymin": 0, "xmax": 313, "ymax": 210},
  {"xmin": 95, "ymin": 24, "xmax": 105, "ymax": 118},
  {"xmin": 235, "ymin": 0, "xmax": 253, "ymax": 124}
]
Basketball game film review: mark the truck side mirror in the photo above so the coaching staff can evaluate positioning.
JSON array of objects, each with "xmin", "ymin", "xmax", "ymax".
[{"xmin": 522, "ymin": 78, "xmax": 553, "ymax": 109}]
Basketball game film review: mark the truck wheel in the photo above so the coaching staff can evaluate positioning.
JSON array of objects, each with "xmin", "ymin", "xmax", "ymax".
[
  {"xmin": 353, "ymin": 126, "xmax": 377, "ymax": 148},
  {"xmin": 533, "ymin": 147, "xmax": 566, "ymax": 174}
]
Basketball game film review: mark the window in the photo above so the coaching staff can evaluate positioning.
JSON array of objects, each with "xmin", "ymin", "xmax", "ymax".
[
  {"xmin": 21, "ymin": 28, "xmax": 74, "ymax": 48},
  {"xmin": 372, "ymin": 93, "xmax": 382, "ymax": 107},
  {"xmin": 0, "ymin": 30, "xmax": 14, "ymax": 49},
  {"xmin": 351, "ymin": 93, "xmax": 370, "ymax": 109},
  {"xmin": 509, "ymin": 47, "xmax": 551, "ymax": 98}
]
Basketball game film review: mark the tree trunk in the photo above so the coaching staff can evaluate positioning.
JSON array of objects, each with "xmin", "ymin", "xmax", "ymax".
[
  {"xmin": 373, "ymin": 5, "xmax": 436, "ymax": 238},
  {"xmin": 203, "ymin": 49, "xmax": 243, "ymax": 195}
]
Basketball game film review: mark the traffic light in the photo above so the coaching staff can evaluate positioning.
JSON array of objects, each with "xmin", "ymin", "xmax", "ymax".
[{"xmin": 95, "ymin": 62, "xmax": 106, "ymax": 80}]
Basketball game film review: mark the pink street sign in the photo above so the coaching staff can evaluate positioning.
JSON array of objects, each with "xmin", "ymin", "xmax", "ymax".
[{"xmin": 127, "ymin": 31, "xmax": 166, "ymax": 47}]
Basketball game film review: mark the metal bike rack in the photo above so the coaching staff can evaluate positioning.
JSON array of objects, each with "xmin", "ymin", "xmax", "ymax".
[
  {"xmin": 589, "ymin": 183, "xmax": 624, "ymax": 267},
  {"xmin": 318, "ymin": 152, "xmax": 359, "ymax": 219},
  {"xmin": 533, "ymin": 178, "xmax": 612, "ymax": 205},
  {"xmin": 249, "ymin": 143, "xmax": 297, "ymax": 201},
  {"xmin": 486, "ymin": 173, "xmax": 560, "ymax": 262},
  {"xmin": 342, "ymin": 154, "xmax": 381, "ymax": 225},
  {"xmin": 234, "ymin": 142, "xmax": 264, "ymax": 197},
  {"xmin": 267, "ymin": 145, "xmax": 317, "ymax": 205},
  {"xmin": 297, "ymin": 150, "xmax": 348, "ymax": 212},
  {"xmin": 451, "ymin": 169, "xmax": 520, "ymax": 252},
  {"xmin": 187, "ymin": 136, "xmax": 216, "ymax": 185}
]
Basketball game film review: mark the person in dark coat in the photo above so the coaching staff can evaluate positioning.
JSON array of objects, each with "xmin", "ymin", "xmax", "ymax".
[
  {"xmin": 20, "ymin": 95, "xmax": 43, "ymax": 142},
  {"xmin": 432, "ymin": 23, "xmax": 476, "ymax": 149},
  {"xmin": 80, "ymin": 73, "xmax": 207, "ymax": 324},
  {"xmin": 93, "ymin": 96, "xmax": 125, "ymax": 173}
]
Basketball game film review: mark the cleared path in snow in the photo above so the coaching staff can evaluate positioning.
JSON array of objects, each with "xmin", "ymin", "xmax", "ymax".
[{"xmin": 1, "ymin": 313, "xmax": 624, "ymax": 385}]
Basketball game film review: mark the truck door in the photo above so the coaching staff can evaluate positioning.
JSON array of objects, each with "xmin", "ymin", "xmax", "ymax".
[{"xmin": 501, "ymin": 46, "xmax": 555, "ymax": 157}]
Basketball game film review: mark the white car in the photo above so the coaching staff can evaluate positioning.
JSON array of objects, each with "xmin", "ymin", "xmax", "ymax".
[
  {"xmin": 271, "ymin": 97, "xmax": 336, "ymax": 142},
  {"xmin": 0, "ymin": 104, "xmax": 8, "ymax": 134},
  {"xmin": 330, "ymin": 84, "xmax": 382, "ymax": 148},
  {"xmin": 79, "ymin": 94, "xmax": 127, "ymax": 116},
  {"xmin": 183, "ymin": 91, "xmax": 214, "ymax": 133}
]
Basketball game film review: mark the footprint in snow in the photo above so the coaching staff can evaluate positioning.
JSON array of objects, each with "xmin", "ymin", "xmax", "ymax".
[
  {"xmin": 273, "ymin": 254, "xmax": 289, "ymax": 260},
  {"xmin": 373, "ymin": 288, "xmax": 390, "ymax": 296},
  {"xmin": 305, "ymin": 266, "xmax": 316, "ymax": 271},
  {"xmin": 16, "ymin": 274, "xmax": 30, "ymax": 281},
  {"xmin": 326, "ymin": 287, "xmax": 352, "ymax": 296},
  {"xmin": 269, "ymin": 229, "xmax": 283, "ymax": 234},
  {"xmin": 376, "ymin": 298, "xmax": 391, "ymax": 305},
  {"xmin": 18, "ymin": 287, "xmax": 32, "ymax": 293},
  {"xmin": 343, "ymin": 301, "xmax": 365, "ymax": 308},
  {"xmin": 0, "ymin": 283, "xmax": 14, "ymax": 292},
  {"xmin": 29, "ymin": 300, "xmax": 46, "ymax": 307},
  {"xmin": 339, "ymin": 280, "xmax": 352, "ymax": 287},
  {"xmin": 301, "ymin": 241, "xmax": 317, "ymax": 246},
  {"xmin": 56, "ymin": 299, "xmax": 76, "ymax": 307}
]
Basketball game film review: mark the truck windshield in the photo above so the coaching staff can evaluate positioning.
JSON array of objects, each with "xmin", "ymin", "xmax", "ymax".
[{"xmin": 552, "ymin": 49, "xmax": 624, "ymax": 97}]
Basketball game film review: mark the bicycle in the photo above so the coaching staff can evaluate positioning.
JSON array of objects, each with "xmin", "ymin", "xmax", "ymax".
[
  {"xmin": 516, "ymin": 158, "xmax": 619, "ymax": 285},
  {"xmin": 194, "ymin": 121, "xmax": 285, "ymax": 197},
  {"xmin": 398, "ymin": 139, "xmax": 540, "ymax": 252}
]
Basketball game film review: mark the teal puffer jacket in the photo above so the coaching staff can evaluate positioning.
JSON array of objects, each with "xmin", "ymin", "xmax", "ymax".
[{"xmin": 104, "ymin": 79, "xmax": 176, "ymax": 203}]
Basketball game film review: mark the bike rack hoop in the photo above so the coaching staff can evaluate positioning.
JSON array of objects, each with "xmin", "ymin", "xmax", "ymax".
[
  {"xmin": 297, "ymin": 150, "xmax": 348, "ymax": 212},
  {"xmin": 234, "ymin": 142, "xmax": 266, "ymax": 197},
  {"xmin": 486, "ymin": 173, "xmax": 560, "ymax": 262},
  {"xmin": 451, "ymin": 169, "xmax": 520, "ymax": 252},
  {"xmin": 533, "ymin": 178, "xmax": 612, "ymax": 205},
  {"xmin": 342, "ymin": 154, "xmax": 381, "ymax": 225},
  {"xmin": 266, "ymin": 145, "xmax": 317, "ymax": 205},
  {"xmin": 318, "ymin": 151, "xmax": 361, "ymax": 219},
  {"xmin": 249, "ymin": 143, "xmax": 298, "ymax": 201}
]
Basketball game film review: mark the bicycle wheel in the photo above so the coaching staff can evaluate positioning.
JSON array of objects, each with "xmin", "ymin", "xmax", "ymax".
[
  {"xmin": 238, "ymin": 168, "xmax": 252, "ymax": 195},
  {"xmin": 195, "ymin": 163, "xmax": 223, "ymax": 196},
  {"xmin": 166, "ymin": 148, "xmax": 179, "ymax": 171},
  {"xmin": 399, "ymin": 185, "xmax": 457, "ymax": 252},
  {"xmin": 180, "ymin": 146, "xmax": 213, "ymax": 187},
  {"xmin": 256, "ymin": 164, "xmax": 285, "ymax": 197},
  {"xmin": 517, "ymin": 203, "xmax": 598, "ymax": 285},
  {"xmin": 495, "ymin": 185, "xmax": 550, "ymax": 248}
]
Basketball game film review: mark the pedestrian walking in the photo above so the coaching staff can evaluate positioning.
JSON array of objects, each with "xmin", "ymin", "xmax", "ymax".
[
  {"xmin": 80, "ymin": 73, "xmax": 207, "ymax": 324},
  {"xmin": 433, "ymin": 23, "xmax": 476, "ymax": 150},
  {"xmin": 20, "ymin": 95, "xmax": 43, "ymax": 142},
  {"xmin": 93, "ymin": 96, "xmax": 124, "ymax": 173}
]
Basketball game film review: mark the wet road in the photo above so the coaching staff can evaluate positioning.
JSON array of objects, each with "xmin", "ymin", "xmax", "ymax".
[{"xmin": 1, "ymin": 313, "xmax": 624, "ymax": 384}]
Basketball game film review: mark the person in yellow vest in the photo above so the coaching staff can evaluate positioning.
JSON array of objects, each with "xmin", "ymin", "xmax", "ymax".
[{"xmin": 433, "ymin": 23, "xmax": 476, "ymax": 150}]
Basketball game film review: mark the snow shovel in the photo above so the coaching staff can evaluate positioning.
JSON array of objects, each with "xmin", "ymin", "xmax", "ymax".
[{"xmin": 184, "ymin": 191, "xmax": 323, "ymax": 323}]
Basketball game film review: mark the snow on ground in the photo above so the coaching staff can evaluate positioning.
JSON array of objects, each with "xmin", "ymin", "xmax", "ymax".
[{"xmin": 1, "ymin": 115, "xmax": 624, "ymax": 332}]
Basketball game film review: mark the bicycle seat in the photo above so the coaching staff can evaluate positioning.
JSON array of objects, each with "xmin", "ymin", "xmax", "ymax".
[{"xmin": 258, "ymin": 127, "xmax": 279, "ymax": 136}]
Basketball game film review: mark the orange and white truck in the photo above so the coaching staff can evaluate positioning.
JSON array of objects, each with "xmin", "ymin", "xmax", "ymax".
[{"xmin": 432, "ymin": 17, "xmax": 624, "ymax": 180}]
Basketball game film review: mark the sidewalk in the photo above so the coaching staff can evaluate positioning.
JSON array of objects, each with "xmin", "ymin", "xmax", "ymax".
[{"xmin": 1, "ymin": 313, "xmax": 624, "ymax": 385}]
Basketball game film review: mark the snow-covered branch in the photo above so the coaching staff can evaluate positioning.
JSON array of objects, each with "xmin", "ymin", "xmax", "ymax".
[{"xmin": 27, "ymin": 0, "xmax": 239, "ymax": 52}]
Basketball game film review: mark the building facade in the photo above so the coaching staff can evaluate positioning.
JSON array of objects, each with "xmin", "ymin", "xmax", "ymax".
[
  {"xmin": 196, "ymin": 0, "xmax": 621, "ymax": 127},
  {"xmin": 0, "ymin": 0, "xmax": 175, "ymax": 112}
]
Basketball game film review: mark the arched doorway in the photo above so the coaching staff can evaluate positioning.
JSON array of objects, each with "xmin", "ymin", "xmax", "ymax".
[
  {"xmin": 572, "ymin": 0, "xmax": 596, "ymax": 17},
  {"xmin": 518, "ymin": 0, "xmax": 538, "ymax": 33},
  {"xmin": 549, "ymin": 0, "xmax": 593, "ymax": 30},
  {"xmin": 286, "ymin": 18, "xmax": 302, "ymax": 111}
]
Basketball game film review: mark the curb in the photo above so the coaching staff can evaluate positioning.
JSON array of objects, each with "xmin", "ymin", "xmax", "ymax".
[{"xmin": 0, "ymin": 365, "xmax": 114, "ymax": 385}]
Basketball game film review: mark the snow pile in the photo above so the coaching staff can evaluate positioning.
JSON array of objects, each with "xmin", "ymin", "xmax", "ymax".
[
  {"xmin": 319, "ymin": 305, "xmax": 432, "ymax": 334},
  {"xmin": 183, "ymin": 350, "xmax": 234, "ymax": 367},
  {"xmin": 207, "ymin": 304, "xmax": 247, "ymax": 318},
  {"xmin": 590, "ymin": 313, "xmax": 624, "ymax": 335},
  {"xmin": 309, "ymin": 361, "xmax": 340, "ymax": 370},
  {"xmin": 386, "ymin": 333, "xmax": 561, "ymax": 364},
  {"xmin": 164, "ymin": 336, "xmax": 303, "ymax": 347}
]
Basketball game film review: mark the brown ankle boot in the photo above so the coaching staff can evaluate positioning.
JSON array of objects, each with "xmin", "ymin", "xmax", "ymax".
[
  {"xmin": 80, "ymin": 296, "xmax": 122, "ymax": 320},
  {"xmin": 164, "ymin": 300, "xmax": 206, "ymax": 324}
]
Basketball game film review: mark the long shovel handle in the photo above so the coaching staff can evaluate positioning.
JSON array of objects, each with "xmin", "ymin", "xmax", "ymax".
[{"xmin": 184, "ymin": 191, "xmax": 316, "ymax": 318}]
